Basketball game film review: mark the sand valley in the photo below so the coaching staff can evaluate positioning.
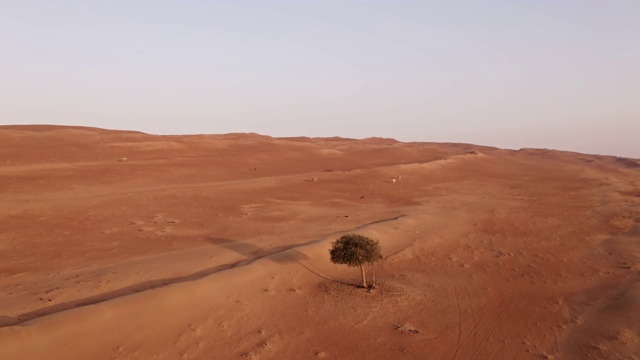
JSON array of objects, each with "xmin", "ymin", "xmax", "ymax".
[{"xmin": 1, "ymin": 125, "xmax": 639, "ymax": 359}]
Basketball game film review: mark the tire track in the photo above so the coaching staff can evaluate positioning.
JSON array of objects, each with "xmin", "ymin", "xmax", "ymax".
[
  {"xmin": 451, "ymin": 282, "xmax": 521, "ymax": 360},
  {"xmin": 451, "ymin": 286, "xmax": 464, "ymax": 360}
]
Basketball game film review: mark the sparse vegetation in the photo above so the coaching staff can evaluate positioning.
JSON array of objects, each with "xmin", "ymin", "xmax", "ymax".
[{"xmin": 329, "ymin": 234, "xmax": 383, "ymax": 289}]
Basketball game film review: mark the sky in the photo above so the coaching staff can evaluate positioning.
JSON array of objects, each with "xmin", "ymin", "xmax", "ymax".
[{"xmin": 1, "ymin": 1, "xmax": 639, "ymax": 157}]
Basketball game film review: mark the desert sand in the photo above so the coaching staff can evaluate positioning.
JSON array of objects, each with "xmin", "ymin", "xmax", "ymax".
[{"xmin": 0, "ymin": 125, "xmax": 638, "ymax": 359}]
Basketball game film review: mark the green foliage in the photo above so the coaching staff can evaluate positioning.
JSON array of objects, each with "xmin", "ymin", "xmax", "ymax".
[{"xmin": 329, "ymin": 233, "xmax": 383, "ymax": 267}]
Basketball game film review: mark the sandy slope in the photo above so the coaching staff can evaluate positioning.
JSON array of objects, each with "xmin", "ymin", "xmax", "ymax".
[{"xmin": 0, "ymin": 125, "xmax": 639, "ymax": 359}]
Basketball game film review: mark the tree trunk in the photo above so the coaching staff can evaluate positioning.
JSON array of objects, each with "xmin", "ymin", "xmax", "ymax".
[
  {"xmin": 371, "ymin": 264, "xmax": 376, "ymax": 289},
  {"xmin": 360, "ymin": 264, "xmax": 367, "ymax": 288}
]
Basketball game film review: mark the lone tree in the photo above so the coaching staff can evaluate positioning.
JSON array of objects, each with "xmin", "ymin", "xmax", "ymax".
[{"xmin": 329, "ymin": 233, "xmax": 383, "ymax": 288}]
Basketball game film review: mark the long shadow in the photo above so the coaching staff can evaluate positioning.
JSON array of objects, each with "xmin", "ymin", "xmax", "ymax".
[
  {"xmin": 2, "ymin": 238, "xmax": 318, "ymax": 328},
  {"xmin": 2, "ymin": 215, "xmax": 407, "ymax": 328},
  {"xmin": 207, "ymin": 238, "xmax": 357, "ymax": 286},
  {"xmin": 205, "ymin": 237, "xmax": 313, "ymax": 266},
  {"xmin": 295, "ymin": 259, "xmax": 352, "ymax": 286},
  {"xmin": 0, "ymin": 261, "xmax": 242, "ymax": 328}
]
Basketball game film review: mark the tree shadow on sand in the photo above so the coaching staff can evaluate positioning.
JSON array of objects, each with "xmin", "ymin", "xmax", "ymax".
[
  {"xmin": 3, "ymin": 215, "xmax": 410, "ymax": 328},
  {"xmin": 1, "ymin": 236, "xmax": 344, "ymax": 328},
  {"xmin": 205, "ymin": 237, "xmax": 350, "ymax": 286},
  {"xmin": 0, "ymin": 257, "xmax": 243, "ymax": 328}
]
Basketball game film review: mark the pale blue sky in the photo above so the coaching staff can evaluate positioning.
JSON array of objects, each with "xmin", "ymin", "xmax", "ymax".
[{"xmin": 2, "ymin": 1, "xmax": 638, "ymax": 157}]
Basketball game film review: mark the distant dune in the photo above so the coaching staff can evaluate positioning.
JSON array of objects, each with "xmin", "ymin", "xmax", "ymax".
[{"xmin": 0, "ymin": 125, "xmax": 638, "ymax": 359}]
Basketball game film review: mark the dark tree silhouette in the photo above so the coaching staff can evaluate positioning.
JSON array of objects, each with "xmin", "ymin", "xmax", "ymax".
[{"xmin": 329, "ymin": 233, "xmax": 383, "ymax": 288}]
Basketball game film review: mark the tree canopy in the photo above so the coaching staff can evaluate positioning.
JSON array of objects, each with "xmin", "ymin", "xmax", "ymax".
[
  {"xmin": 330, "ymin": 233, "xmax": 382, "ymax": 267},
  {"xmin": 329, "ymin": 234, "xmax": 383, "ymax": 288}
]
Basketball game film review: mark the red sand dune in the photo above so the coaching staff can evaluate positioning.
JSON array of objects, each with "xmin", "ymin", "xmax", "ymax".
[{"xmin": 0, "ymin": 125, "xmax": 638, "ymax": 359}]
